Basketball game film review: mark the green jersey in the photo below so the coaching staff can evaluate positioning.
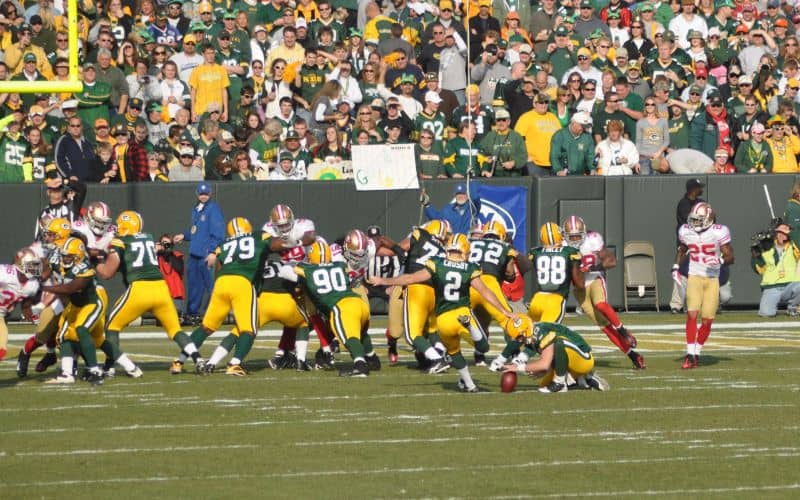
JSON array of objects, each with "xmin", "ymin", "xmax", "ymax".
[
  {"xmin": 528, "ymin": 245, "xmax": 581, "ymax": 297},
  {"xmin": 405, "ymin": 228, "xmax": 445, "ymax": 274},
  {"xmin": 468, "ymin": 238, "xmax": 518, "ymax": 282},
  {"xmin": 110, "ymin": 234, "xmax": 164, "ymax": 287},
  {"xmin": 424, "ymin": 257, "xmax": 482, "ymax": 315},
  {"xmin": 215, "ymin": 231, "xmax": 273, "ymax": 283},
  {"xmin": 533, "ymin": 321, "xmax": 591, "ymax": 354},
  {"xmin": 0, "ymin": 132, "xmax": 31, "ymax": 183},
  {"xmin": 61, "ymin": 260, "xmax": 98, "ymax": 307},
  {"xmin": 260, "ymin": 259, "xmax": 297, "ymax": 294},
  {"xmin": 297, "ymin": 261, "xmax": 358, "ymax": 315},
  {"xmin": 414, "ymin": 110, "xmax": 447, "ymax": 146},
  {"xmin": 299, "ymin": 65, "xmax": 328, "ymax": 102}
]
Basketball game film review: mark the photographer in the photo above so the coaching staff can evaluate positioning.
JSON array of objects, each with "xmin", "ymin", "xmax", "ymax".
[
  {"xmin": 751, "ymin": 223, "xmax": 800, "ymax": 317},
  {"xmin": 155, "ymin": 234, "xmax": 185, "ymax": 316}
]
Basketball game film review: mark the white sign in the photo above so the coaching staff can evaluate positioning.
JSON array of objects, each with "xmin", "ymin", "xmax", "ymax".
[{"xmin": 351, "ymin": 144, "xmax": 420, "ymax": 191}]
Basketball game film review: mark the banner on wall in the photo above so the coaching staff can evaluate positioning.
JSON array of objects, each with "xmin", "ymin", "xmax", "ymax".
[
  {"xmin": 475, "ymin": 184, "xmax": 528, "ymax": 252},
  {"xmin": 352, "ymin": 144, "xmax": 419, "ymax": 191}
]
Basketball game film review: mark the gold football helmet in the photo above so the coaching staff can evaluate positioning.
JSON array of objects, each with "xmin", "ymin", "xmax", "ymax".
[
  {"xmin": 539, "ymin": 222, "xmax": 563, "ymax": 247},
  {"xmin": 423, "ymin": 219, "xmax": 449, "ymax": 244},
  {"xmin": 60, "ymin": 237, "xmax": 87, "ymax": 269},
  {"xmin": 226, "ymin": 217, "xmax": 253, "ymax": 238},
  {"xmin": 482, "ymin": 220, "xmax": 508, "ymax": 241},
  {"xmin": 307, "ymin": 240, "xmax": 332, "ymax": 264},
  {"xmin": 44, "ymin": 218, "xmax": 72, "ymax": 250},
  {"xmin": 116, "ymin": 210, "xmax": 143, "ymax": 236},
  {"xmin": 504, "ymin": 315, "xmax": 534, "ymax": 342},
  {"xmin": 446, "ymin": 233, "xmax": 471, "ymax": 262}
]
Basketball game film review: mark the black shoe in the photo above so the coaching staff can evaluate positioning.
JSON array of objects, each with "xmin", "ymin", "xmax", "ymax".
[
  {"xmin": 314, "ymin": 349, "xmax": 335, "ymax": 370},
  {"xmin": 85, "ymin": 368, "xmax": 104, "ymax": 385},
  {"xmin": 474, "ymin": 352, "xmax": 486, "ymax": 366},
  {"xmin": 296, "ymin": 360, "xmax": 312, "ymax": 371},
  {"xmin": 538, "ymin": 381, "xmax": 567, "ymax": 393},
  {"xmin": 387, "ymin": 337, "xmax": 398, "ymax": 364},
  {"xmin": 366, "ymin": 353, "xmax": 381, "ymax": 371},
  {"xmin": 35, "ymin": 352, "xmax": 57, "ymax": 373},
  {"xmin": 617, "ymin": 326, "xmax": 637, "ymax": 349},
  {"xmin": 670, "ymin": 308, "xmax": 681, "ymax": 314},
  {"xmin": 267, "ymin": 353, "xmax": 285, "ymax": 370},
  {"xmin": 339, "ymin": 360, "xmax": 369, "ymax": 377},
  {"xmin": 16, "ymin": 350, "xmax": 31, "ymax": 378},
  {"xmin": 102, "ymin": 357, "xmax": 115, "ymax": 373},
  {"xmin": 280, "ymin": 351, "xmax": 297, "ymax": 369},
  {"xmin": 203, "ymin": 362, "xmax": 216, "ymax": 375},
  {"xmin": 415, "ymin": 351, "xmax": 431, "ymax": 370},
  {"xmin": 330, "ymin": 339, "xmax": 341, "ymax": 353}
]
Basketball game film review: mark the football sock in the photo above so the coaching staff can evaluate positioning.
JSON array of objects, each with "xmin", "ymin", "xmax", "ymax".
[
  {"xmin": 450, "ymin": 352, "xmax": 467, "ymax": 370},
  {"xmin": 61, "ymin": 341, "xmax": 75, "ymax": 375},
  {"xmin": 685, "ymin": 312, "xmax": 698, "ymax": 350},
  {"xmin": 429, "ymin": 332, "xmax": 442, "ymax": 347},
  {"xmin": 345, "ymin": 338, "xmax": 365, "ymax": 360},
  {"xmin": 501, "ymin": 340, "xmax": 522, "ymax": 359},
  {"xmin": 208, "ymin": 346, "xmax": 229, "ymax": 366},
  {"xmin": 424, "ymin": 347, "xmax": 442, "ymax": 360},
  {"xmin": 210, "ymin": 333, "xmax": 237, "ymax": 366},
  {"xmin": 46, "ymin": 337, "xmax": 56, "ymax": 351},
  {"xmin": 697, "ymin": 318, "xmax": 713, "ymax": 347},
  {"xmin": 23, "ymin": 335, "xmax": 41, "ymax": 355},
  {"xmin": 515, "ymin": 351, "xmax": 531, "ymax": 364},
  {"xmin": 601, "ymin": 325, "xmax": 630, "ymax": 353},
  {"xmin": 413, "ymin": 337, "xmax": 436, "ymax": 358},
  {"xmin": 553, "ymin": 342, "xmax": 568, "ymax": 377},
  {"xmin": 296, "ymin": 340, "xmax": 309, "ymax": 362},
  {"xmin": 106, "ymin": 330, "xmax": 121, "ymax": 360},
  {"xmin": 310, "ymin": 315, "xmax": 332, "ymax": 348},
  {"xmin": 76, "ymin": 327, "xmax": 98, "ymax": 368},
  {"xmin": 233, "ymin": 332, "xmax": 255, "ymax": 362},
  {"xmin": 361, "ymin": 330, "xmax": 374, "ymax": 353},
  {"xmin": 474, "ymin": 338, "xmax": 490, "ymax": 354},
  {"xmin": 278, "ymin": 327, "xmax": 296, "ymax": 352},
  {"xmin": 116, "ymin": 353, "xmax": 136, "ymax": 372},
  {"xmin": 173, "ymin": 332, "xmax": 199, "ymax": 359},
  {"xmin": 189, "ymin": 327, "xmax": 209, "ymax": 348},
  {"xmin": 458, "ymin": 367, "xmax": 476, "ymax": 390},
  {"xmin": 594, "ymin": 302, "xmax": 622, "ymax": 329},
  {"xmin": 99, "ymin": 340, "xmax": 114, "ymax": 362}
]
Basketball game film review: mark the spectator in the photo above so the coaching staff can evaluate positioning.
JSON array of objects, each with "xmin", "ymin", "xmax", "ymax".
[
  {"xmin": 467, "ymin": 0, "xmax": 500, "ymax": 62},
  {"xmin": 204, "ymin": 130, "xmax": 237, "ymax": 181},
  {"xmin": 173, "ymin": 182, "xmax": 225, "ymax": 324},
  {"xmin": 170, "ymin": 34, "xmax": 204, "ymax": 84},
  {"xmin": 550, "ymin": 111, "xmax": 595, "ymax": 176},
  {"xmin": 668, "ymin": 0, "xmax": 707, "ymax": 50},
  {"xmin": 734, "ymin": 122, "xmax": 773, "ymax": 173},
  {"xmin": 574, "ymin": 0, "xmax": 610, "ymax": 39},
  {"xmin": 470, "ymin": 43, "xmax": 511, "ymax": 106},
  {"xmin": 766, "ymin": 115, "xmax": 800, "ymax": 173},
  {"xmin": 415, "ymin": 128, "xmax": 446, "ymax": 179},
  {"xmin": 145, "ymin": 151, "xmax": 169, "ymax": 182},
  {"xmin": 54, "ymin": 117, "xmax": 97, "ymax": 182},
  {"xmin": 438, "ymin": 31, "xmax": 468, "ymax": 104},
  {"xmin": 712, "ymin": 148, "xmax": 736, "ymax": 174},
  {"xmin": 281, "ymin": 129, "xmax": 313, "ymax": 177},
  {"xmin": 169, "ymin": 145, "xmax": 204, "ymax": 182},
  {"xmin": 96, "ymin": 48, "xmax": 129, "ymax": 116},
  {"xmin": 111, "ymin": 124, "xmax": 148, "ymax": 182},
  {"xmin": 785, "ymin": 182, "xmax": 800, "ymax": 243},
  {"xmin": 561, "ymin": 47, "xmax": 603, "ymax": 90},
  {"xmin": 592, "ymin": 91, "xmax": 632, "ymax": 143},
  {"xmin": 529, "ymin": 0, "xmax": 559, "ymax": 54},
  {"xmin": 595, "ymin": 120, "xmax": 639, "ymax": 175},
  {"xmin": 189, "ymin": 43, "xmax": 230, "ymax": 123},
  {"xmin": 0, "ymin": 114, "xmax": 30, "ymax": 182},
  {"xmin": 452, "ymin": 84, "xmax": 494, "ymax": 141},
  {"xmin": 314, "ymin": 125, "xmax": 351, "ymax": 163},
  {"xmin": 515, "ymin": 93, "xmax": 561, "ymax": 176},
  {"xmin": 421, "ymin": 182, "xmax": 481, "ymax": 236},
  {"xmin": 636, "ymin": 97, "xmax": 670, "ymax": 175},
  {"xmin": 75, "ymin": 62, "xmax": 112, "ymax": 126},
  {"xmin": 752, "ymin": 223, "xmax": 800, "ymax": 317},
  {"xmin": 4, "ymin": 22, "xmax": 52, "ymax": 78},
  {"xmin": 270, "ymin": 151, "xmax": 307, "ymax": 180},
  {"xmin": 479, "ymin": 108, "xmax": 527, "ymax": 177},
  {"xmin": 443, "ymin": 121, "xmax": 489, "ymax": 178},
  {"xmin": 689, "ymin": 93, "xmax": 735, "ymax": 159}
]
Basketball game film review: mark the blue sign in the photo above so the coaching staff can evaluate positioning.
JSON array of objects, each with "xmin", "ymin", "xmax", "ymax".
[{"xmin": 476, "ymin": 184, "xmax": 528, "ymax": 252}]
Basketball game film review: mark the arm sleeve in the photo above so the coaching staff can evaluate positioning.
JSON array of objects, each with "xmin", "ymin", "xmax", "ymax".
[
  {"xmin": 549, "ymin": 132, "xmax": 561, "ymax": 169},
  {"xmin": 207, "ymin": 205, "xmax": 226, "ymax": 254},
  {"xmin": 424, "ymin": 204, "xmax": 443, "ymax": 220}
]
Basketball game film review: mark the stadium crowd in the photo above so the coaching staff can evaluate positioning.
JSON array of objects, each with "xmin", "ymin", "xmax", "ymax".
[{"xmin": 4, "ymin": 0, "xmax": 800, "ymax": 182}]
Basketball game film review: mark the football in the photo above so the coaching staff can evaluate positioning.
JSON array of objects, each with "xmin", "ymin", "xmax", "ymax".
[{"xmin": 500, "ymin": 371, "xmax": 517, "ymax": 393}]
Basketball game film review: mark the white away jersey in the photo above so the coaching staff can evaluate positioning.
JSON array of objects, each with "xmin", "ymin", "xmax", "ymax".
[
  {"xmin": 579, "ymin": 231, "xmax": 606, "ymax": 284},
  {"xmin": 262, "ymin": 218, "xmax": 315, "ymax": 263},
  {"xmin": 678, "ymin": 223, "xmax": 731, "ymax": 278},
  {"xmin": 0, "ymin": 264, "xmax": 40, "ymax": 316},
  {"xmin": 72, "ymin": 219, "xmax": 116, "ymax": 252}
]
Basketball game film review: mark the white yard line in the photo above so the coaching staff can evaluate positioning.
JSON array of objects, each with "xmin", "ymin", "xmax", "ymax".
[
  {"xmin": 492, "ymin": 483, "xmax": 800, "ymax": 499},
  {"xmin": 10, "ymin": 444, "xmax": 258, "ymax": 458}
]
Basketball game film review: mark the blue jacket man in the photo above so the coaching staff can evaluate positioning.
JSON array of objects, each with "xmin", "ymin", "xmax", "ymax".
[
  {"xmin": 174, "ymin": 182, "xmax": 225, "ymax": 320},
  {"xmin": 422, "ymin": 182, "xmax": 481, "ymax": 235}
]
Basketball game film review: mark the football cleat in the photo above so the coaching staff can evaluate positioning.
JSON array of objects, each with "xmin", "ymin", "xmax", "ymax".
[
  {"xmin": 428, "ymin": 358, "xmax": 450, "ymax": 374},
  {"xmin": 681, "ymin": 354, "xmax": 698, "ymax": 369},
  {"xmin": 474, "ymin": 352, "xmax": 487, "ymax": 366},
  {"xmin": 365, "ymin": 353, "xmax": 381, "ymax": 371},
  {"xmin": 225, "ymin": 363, "xmax": 248, "ymax": 376},
  {"xmin": 280, "ymin": 351, "xmax": 298, "ymax": 369},
  {"xmin": 45, "ymin": 372, "xmax": 76, "ymax": 384},
  {"xmin": 617, "ymin": 326, "xmax": 637, "ymax": 349},
  {"xmin": 387, "ymin": 336, "xmax": 398, "ymax": 364},
  {"xmin": 582, "ymin": 373, "xmax": 610, "ymax": 391},
  {"xmin": 457, "ymin": 378, "xmax": 480, "ymax": 393},
  {"xmin": 629, "ymin": 351, "xmax": 646, "ymax": 369},
  {"xmin": 126, "ymin": 366, "xmax": 144, "ymax": 378},
  {"xmin": 314, "ymin": 349, "xmax": 335, "ymax": 370},
  {"xmin": 296, "ymin": 360, "xmax": 312, "ymax": 372},
  {"xmin": 338, "ymin": 360, "xmax": 369, "ymax": 377},
  {"xmin": 170, "ymin": 359, "xmax": 184, "ymax": 375},
  {"xmin": 104, "ymin": 367, "xmax": 116, "ymax": 379},
  {"xmin": 36, "ymin": 352, "xmax": 58, "ymax": 373},
  {"xmin": 268, "ymin": 353, "xmax": 285, "ymax": 370},
  {"xmin": 538, "ymin": 381, "xmax": 568, "ymax": 393},
  {"xmin": 194, "ymin": 357, "xmax": 207, "ymax": 374},
  {"xmin": 16, "ymin": 350, "xmax": 31, "ymax": 378},
  {"xmin": 85, "ymin": 368, "xmax": 104, "ymax": 385},
  {"xmin": 202, "ymin": 363, "xmax": 216, "ymax": 375},
  {"xmin": 488, "ymin": 356, "xmax": 506, "ymax": 373}
]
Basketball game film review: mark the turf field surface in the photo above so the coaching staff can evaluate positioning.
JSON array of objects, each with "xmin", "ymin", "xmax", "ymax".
[{"xmin": 2, "ymin": 312, "xmax": 799, "ymax": 499}]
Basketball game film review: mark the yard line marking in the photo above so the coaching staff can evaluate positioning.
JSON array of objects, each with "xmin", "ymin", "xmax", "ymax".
[
  {"xmin": 9, "ymin": 444, "xmax": 258, "ymax": 458},
  {"xmin": 491, "ymin": 483, "xmax": 800, "ymax": 499}
]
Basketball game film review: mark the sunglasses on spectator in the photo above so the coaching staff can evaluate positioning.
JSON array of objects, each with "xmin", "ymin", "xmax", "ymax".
[
  {"xmin": 690, "ymin": 92, "xmax": 700, "ymax": 96},
  {"xmin": 577, "ymin": 56, "xmax": 589, "ymax": 61},
  {"xmin": 599, "ymin": 45, "xmax": 610, "ymax": 49},
  {"xmin": 583, "ymin": 86, "xmax": 596, "ymax": 91},
  {"xmin": 155, "ymin": 51, "xmax": 166, "ymax": 55},
  {"xmin": 569, "ymin": 78, "xmax": 581, "ymax": 83},
  {"xmin": 645, "ymin": 103, "xmax": 656, "ymax": 106},
  {"xmin": 364, "ymin": 69, "xmax": 374, "ymax": 73},
  {"xmin": 696, "ymin": 75, "xmax": 706, "ymax": 79},
  {"xmin": 180, "ymin": 154, "xmax": 194, "ymax": 158},
  {"xmin": 745, "ymin": 102, "xmax": 757, "ymax": 106}
]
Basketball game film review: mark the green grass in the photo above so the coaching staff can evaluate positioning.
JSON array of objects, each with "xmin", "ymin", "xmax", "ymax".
[{"xmin": 2, "ymin": 312, "xmax": 800, "ymax": 499}]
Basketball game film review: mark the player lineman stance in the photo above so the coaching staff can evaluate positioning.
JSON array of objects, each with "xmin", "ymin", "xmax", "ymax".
[
  {"xmin": 96, "ymin": 211, "xmax": 205, "ymax": 375},
  {"xmin": 1, "ymin": 248, "xmax": 42, "ymax": 361},
  {"xmin": 372, "ymin": 234, "xmax": 517, "ymax": 392},
  {"xmin": 675, "ymin": 202, "xmax": 734, "ymax": 368},
  {"xmin": 563, "ymin": 216, "xmax": 645, "ymax": 369},
  {"xmin": 504, "ymin": 322, "xmax": 609, "ymax": 393}
]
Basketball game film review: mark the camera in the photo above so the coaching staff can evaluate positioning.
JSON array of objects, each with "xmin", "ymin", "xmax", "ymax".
[
  {"xmin": 366, "ymin": 225, "xmax": 381, "ymax": 238},
  {"xmin": 751, "ymin": 230, "xmax": 774, "ymax": 253},
  {"xmin": 138, "ymin": 76, "xmax": 150, "ymax": 85}
]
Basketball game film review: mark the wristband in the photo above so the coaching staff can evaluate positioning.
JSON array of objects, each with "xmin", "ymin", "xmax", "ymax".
[{"xmin": 672, "ymin": 264, "xmax": 679, "ymax": 271}]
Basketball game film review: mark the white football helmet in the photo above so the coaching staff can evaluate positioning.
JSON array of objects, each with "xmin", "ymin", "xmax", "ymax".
[
  {"xmin": 15, "ymin": 247, "xmax": 42, "ymax": 279},
  {"xmin": 562, "ymin": 215, "xmax": 587, "ymax": 248},
  {"xmin": 85, "ymin": 201, "xmax": 112, "ymax": 236},
  {"xmin": 343, "ymin": 229, "xmax": 369, "ymax": 269},
  {"xmin": 270, "ymin": 204, "xmax": 295, "ymax": 238},
  {"xmin": 688, "ymin": 202, "xmax": 714, "ymax": 232}
]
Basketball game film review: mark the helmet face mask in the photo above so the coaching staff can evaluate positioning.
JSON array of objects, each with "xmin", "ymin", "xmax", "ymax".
[
  {"xmin": 562, "ymin": 215, "xmax": 586, "ymax": 248},
  {"xmin": 86, "ymin": 201, "xmax": 112, "ymax": 236},
  {"xmin": 44, "ymin": 218, "xmax": 71, "ymax": 250},
  {"xmin": 270, "ymin": 204, "xmax": 295, "ymax": 237},
  {"xmin": 688, "ymin": 202, "xmax": 713, "ymax": 232},
  {"xmin": 60, "ymin": 237, "xmax": 86, "ymax": 269}
]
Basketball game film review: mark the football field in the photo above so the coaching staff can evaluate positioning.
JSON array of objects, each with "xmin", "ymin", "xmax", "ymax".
[{"xmin": 2, "ymin": 312, "xmax": 800, "ymax": 499}]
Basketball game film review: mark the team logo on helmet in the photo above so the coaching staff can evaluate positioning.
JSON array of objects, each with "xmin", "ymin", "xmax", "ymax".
[
  {"xmin": 343, "ymin": 229, "xmax": 369, "ymax": 269},
  {"xmin": 44, "ymin": 218, "xmax": 72, "ymax": 250},
  {"xmin": 116, "ymin": 211, "xmax": 143, "ymax": 237},
  {"xmin": 60, "ymin": 237, "xmax": 86, "ymax": 269},
  {"xmin": 307, "ymin": 240, "xmax": 332, "ymax": 264}
]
